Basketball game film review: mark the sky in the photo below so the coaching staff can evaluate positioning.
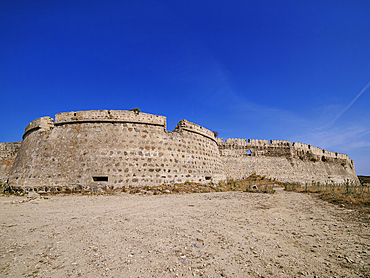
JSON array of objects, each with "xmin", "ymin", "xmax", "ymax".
[{"xmin": 0, "ymin": 0, "xmax": 369, "ymax": 175}]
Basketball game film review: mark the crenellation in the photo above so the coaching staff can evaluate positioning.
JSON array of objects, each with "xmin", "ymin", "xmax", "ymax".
[
  {"xmin": 248, "ymin": 139, "xmax": 269, "ymax": 146},
  {"xmin": 220, "ymin": 137, "xmax": 358, "ymax": 184},
  {"xmin": 309, "ymin": 145, "xmax": 324, "ymax": 156},
  {"xmin": 1, "ymin": 109, "xmax": 360, "ymax": 192},
  {"xmin": 324, "ymin": 150, "xmax": 337, "ymax": 158},
  {"xmin": 269, "ymin": 140, "xmax": 291, "ymax": 146},
  {"xmin": 292, "ymin": 142, "xmax": 310, "ymax": 151}
]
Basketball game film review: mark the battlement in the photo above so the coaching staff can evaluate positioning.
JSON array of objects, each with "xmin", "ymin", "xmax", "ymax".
[
  {"xmin": 21, "ymin": 110, "xmax": 221, "ymax": 145},
  {"xmin": 23, "ymin": 117, "xmax": 54, "ymax": 139},
  {"xmin": 2, "ymin": 109, "xmax": 359, "ymax": 191},
  {"xmin": 270, "ymin": 140, "xmax": 291, "ymax": 146},
  {"xmin": 22, "ymin": 110, "xmax": 167, "ymax": 140},
  {"xmin": 175, "ymin": 119, "xmax": 216, "ymax": 141},
  {"xmin": 220, "ymin": 138, "xmax": 291, "ymax": 148},
  {"xmin": 292, "ymin": 142, "xmax": 351, "ymax": 164},
  {"xmin": 54, "ymin": 110, "xmax": 166, "ymax": 127},
  {"xmin": 218, "ymin": 137, "xmax": 353, "ymax": 166}
]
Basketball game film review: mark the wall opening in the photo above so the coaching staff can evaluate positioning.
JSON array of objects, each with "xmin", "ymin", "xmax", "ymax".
[
  {"xmin": 247, "ymin": 150, "xmax": 251, "ymax": 156},
  {"xmin": 205, "ymin": 176, "xmax": 212, "ymax": 180},
  {"xmin": 93, "ymin": 176, "xmax": 108, "ymax": 182}
]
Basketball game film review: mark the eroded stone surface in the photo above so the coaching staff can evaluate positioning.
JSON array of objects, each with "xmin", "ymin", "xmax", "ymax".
[
  {"xmin": 0, "ymin": 110, "xmax": 360, "ymax": 192},
  {"xmin": 0, "ymin": 142, "xmax": 22, "ymax": 183}
]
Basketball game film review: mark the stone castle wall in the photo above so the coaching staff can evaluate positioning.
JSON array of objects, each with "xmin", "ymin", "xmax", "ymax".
[
  {"xmin": 8, "ymin": 110, "xmax": 225, "ymax": 192},
  {"xmin": 1, "ymin": 109, "xmax": 360, "ymax": 192},
  {"xmin": 0, "ymin": 142, "xmax": 22, "ymax": 183},
  {"xmin": 218, "ymin": 138, "xmax": 359, "ymax": 185}
]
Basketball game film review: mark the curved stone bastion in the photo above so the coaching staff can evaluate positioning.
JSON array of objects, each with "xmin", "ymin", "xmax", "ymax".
[
  {"xmin": 8, "ymin": 110, "xmax": 225, "ymax": 192},
  {"xmin": 4, "ymin": 109, "xmax": 360, "ymax": 193}
]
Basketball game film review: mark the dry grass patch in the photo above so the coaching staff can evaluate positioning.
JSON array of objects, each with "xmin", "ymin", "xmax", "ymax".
[{"xmin": 284, "ymin": 181, "xmax": 370, "ymax": 214}]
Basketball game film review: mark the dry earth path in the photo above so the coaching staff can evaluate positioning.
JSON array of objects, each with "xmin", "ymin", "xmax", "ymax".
[{"xmin": 0, "ymin": 188, "xmax": 369, "ymax": 277}]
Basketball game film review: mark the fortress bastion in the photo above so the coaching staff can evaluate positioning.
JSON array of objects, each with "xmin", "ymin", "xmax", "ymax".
[
  {"xmin": 1, "ymin": 109, "xmax": 360, "ymax": 193},
  {"xmin": 7, "ymin": 110, "xmax": 224, "ymax": 192}
]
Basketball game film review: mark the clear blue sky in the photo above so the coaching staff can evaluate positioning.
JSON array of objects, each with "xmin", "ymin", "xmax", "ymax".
[{"xmin": 1, "ymin": 0, "xmax": 369, "ymax": 175}]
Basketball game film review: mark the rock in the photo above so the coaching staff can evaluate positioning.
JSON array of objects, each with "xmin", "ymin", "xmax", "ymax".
[{"xmin": 28, "ymin": 191, "xmax": 39, "ymax": 198}]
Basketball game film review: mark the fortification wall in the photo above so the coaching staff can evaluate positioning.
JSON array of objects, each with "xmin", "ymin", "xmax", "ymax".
[
  {"xmin": 2, "ymin": 110, "xmax": 360, "ymax": 191},
  {"xmin": 54, "ymin": 110, "xmax": 166, "ymax": 126},
  {"xmin": 218, "ymin": 138, "xmax": 359, "ymax": 185},
  {"xmin": 8, "ymin": 110, "xmax": 224, "ymax": 192},
  {"xmin": 0, "ymin": 142, "xmax": 22, "ymax": 183}
]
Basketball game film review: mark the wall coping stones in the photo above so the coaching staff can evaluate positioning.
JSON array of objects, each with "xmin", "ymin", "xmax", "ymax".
[
  {"xmin": 23, "ymin": 117, "xmax": 54, "ymax": 139},
  {"xmin": 176, "ymin": 119, "xmax": 217, "ymax": 142},
  {"xmin": 54, "ymin": 110, "xmax": 167, "ymax": 127},
  {"xmin": 22, "ymin": 110, "xmax": 217, "ymax": 142}
]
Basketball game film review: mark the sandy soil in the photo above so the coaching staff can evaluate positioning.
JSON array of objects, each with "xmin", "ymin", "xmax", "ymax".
[{"xmin": 0, "ymin": 188, "xmax": 369, "ymax": 277}]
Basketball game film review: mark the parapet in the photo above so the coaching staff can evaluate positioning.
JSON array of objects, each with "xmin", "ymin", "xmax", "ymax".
[
  {"xmin": 23, "ymin": 117, "xmax": 54, "ymax": 139},
  {"xmin": 292, "ymin": 142, "xmax": 351, "ymax": 163},
  {"xmin": 224, "ymin": 138, "xmax": 248, "ymax": 146},
  {"xmin": 248, "ymin": 139, "xmax": 269, "ymax": 146},
  {"xmin": 269, "ymin": 140, "xmax": 291, "ymax": 146},
  {"xmin": 218, "ymin": 137, "xmax": 353, "ymax": 166},
  {"xmin": 175, "ymin": 119, "xmax": 216, "ymax": 141},
  {"xmin": 292, "ymin": 142, "xmax": 310, "ymax": 151},
  {"xmin": 54, "ymin": 110, "xmax": 166, "ymax": 127}
]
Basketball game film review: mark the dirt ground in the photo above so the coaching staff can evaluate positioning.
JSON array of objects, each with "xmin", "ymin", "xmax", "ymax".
[{"xmin": 0, "ymin": 188, "xmax": 369, "ymax": 277}]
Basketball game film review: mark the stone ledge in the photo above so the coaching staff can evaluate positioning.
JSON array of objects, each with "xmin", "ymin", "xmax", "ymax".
[
  {"xmin": 23, "ymin": 117, "xmax": 54, "ymax": 139},
  {"xmin": 54, "ymin": 110, "xmax": 166, "ymax": 127},
  {"xmin": 175, "ymin": 119, "xmax": 216, "ymax": 142}
]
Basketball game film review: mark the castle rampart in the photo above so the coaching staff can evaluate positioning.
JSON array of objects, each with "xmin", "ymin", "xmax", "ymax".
[
  {"xmin": 1, "ymin": 110, "xmax": 360, "ymax": 192},
  {"xmin": 7, "ymin": 110, "xmax": 224, "ymax": 193},
  {"xmin": 218, "ymin": 137, "xmax": 357, "ymax": 184},
  {"xmin": 175, "ymin": 120, "xmax": 217, "ymax": 142},
  {"xmin": 23, "ymin": 117, "xmax": 54, "ymax": 139},
  {"xmin": 54, "ymin": 110, "xmax": 167, "ymax": 127},
  {"xmin": 0, "ymin": 142, "xmax": 22, "ymax": 183}
]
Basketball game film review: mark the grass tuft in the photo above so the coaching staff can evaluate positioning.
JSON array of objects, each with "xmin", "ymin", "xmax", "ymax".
[{"xmin": 284, "ymin": 180, "xmax": 370, "ymax": 213}]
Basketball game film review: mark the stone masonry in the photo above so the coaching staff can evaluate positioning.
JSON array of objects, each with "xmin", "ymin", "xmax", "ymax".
[
  {"xmin": 1, "ymin": 110, "xmax": 360, "ymax": 193},
  {"xmin": 0, "ymin": 142, "xmax": 22, "ymax": 183},
  {"xmin": 218, "ymin": 138, "xmax": 358, "ymax": 185}
]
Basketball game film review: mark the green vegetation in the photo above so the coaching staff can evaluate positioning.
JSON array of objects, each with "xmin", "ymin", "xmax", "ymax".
[
  {"xmin": 129, "ymin": 107, "xmax": 141, "ymax": 114},
  {"xmin": 358, "ymin": 175, "xmax": 370, "ymax": 186}
]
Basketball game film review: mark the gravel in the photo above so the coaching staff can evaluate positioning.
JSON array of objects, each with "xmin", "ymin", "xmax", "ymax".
[{"xmin": 0, "ymin": 188, "xmax": 369, "ymax": 277}]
